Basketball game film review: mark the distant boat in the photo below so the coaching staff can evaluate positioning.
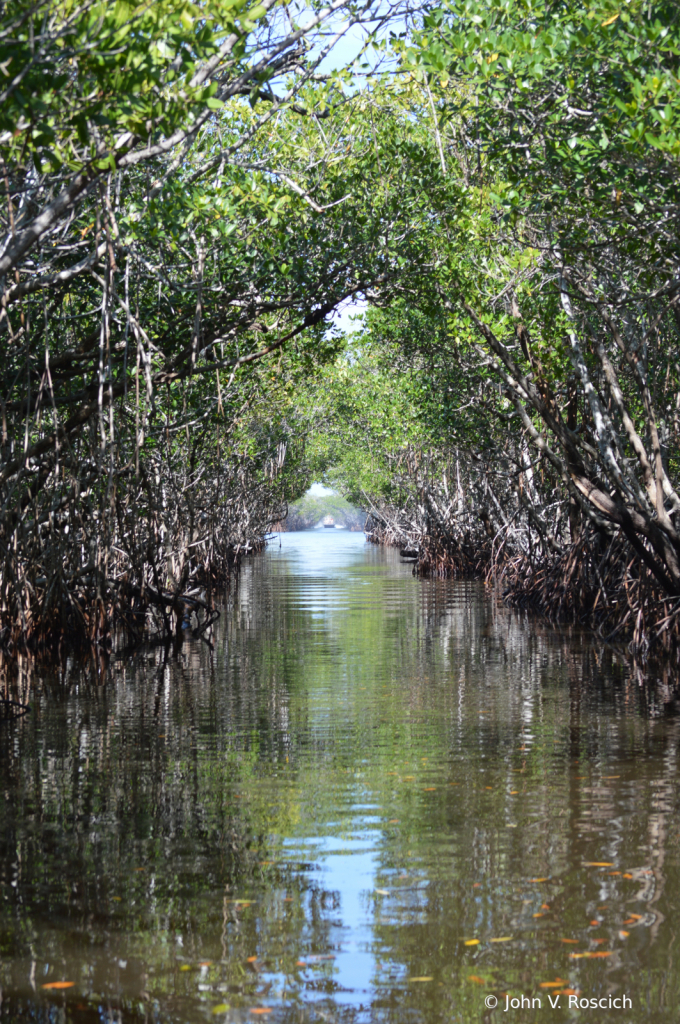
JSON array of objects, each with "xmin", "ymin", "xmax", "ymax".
[{"xmin": 323, "ymin": 515, "xmax": 335, "ymax": 529}]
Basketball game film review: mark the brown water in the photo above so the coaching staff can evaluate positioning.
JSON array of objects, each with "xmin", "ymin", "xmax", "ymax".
[{"xmin": 1, "ymin": 530, "xmax": 679, "ymax": 1024}]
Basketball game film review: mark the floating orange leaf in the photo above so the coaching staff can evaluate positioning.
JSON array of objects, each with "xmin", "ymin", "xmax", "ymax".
[
  {"xmin": 540, "ymin": 980, "xmax": 566, "ymax": 988},
  {"xmin": 560, "ymin": 938, "xmax": 579, "ymax": 944},
  {"xmin": 42, "ymin": 982, "xmax": 75, "ymax": 990},
  {"xmin": 464, "ymin": 939, "xmax": 480, "ymax": 946},
  {"xmin": 423, "ymin": 787, "xmax": 437, "ymax": 791},
  {"xmin": 388, "ymin": 819, "xmax": 400, "ymax": 824},
  {"xmin": 590, "ymin": 920, "xmax": 600, "ymax": 927},
  {"xmin": 249, "ymin": 1009, "xmax": 272, "ymax": 1015},
  {"xmin": 246, "ymin": 956, "xmax": 258, "ymax": 963},
  {"xmin": 584, "ymin": 862, "xmax": 613, "ymax": 868},
  {"xmin": 607, "ymin": 871, "xmax": 621, "ymax": 876},
  {"xmin": 468, "ymin": 975, "xmax": 486, "ymax": 984},
  {"xmin": 296, "ymin": 961, "xmax": 307, "ymax": 966},
  {"xmin": 619, "ymin": 931, "xmax": 629, "ymax": 939},
  {"xmin": 529, "ymin": 878, "xmax": 548, "ymax": 883},
  {"xmin": 409, "ymin": 977, "xmax": 433, "ymax": 982},
  {"xmin": 570, "ymin": 951, "xmax": 612, "ymax": 959},
  {"xmin": 622, "ymin": 873, "xmax": 633, "ymax": 879}
]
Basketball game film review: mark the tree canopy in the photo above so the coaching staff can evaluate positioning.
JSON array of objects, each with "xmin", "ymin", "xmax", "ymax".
[{"xmin": 1, "ymin": 0, "xmax": 680, "ymax": 658}]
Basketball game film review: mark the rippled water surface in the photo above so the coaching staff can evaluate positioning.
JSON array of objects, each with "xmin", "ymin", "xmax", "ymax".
[{"xmin": 2, "ymin": 531, "xmax": 680, "ymax": 1024}]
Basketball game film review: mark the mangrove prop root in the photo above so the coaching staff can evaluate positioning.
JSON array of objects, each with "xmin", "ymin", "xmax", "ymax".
[{"xmin": 364, "ymin": 482, "xmax": 680, "ymax": 665}]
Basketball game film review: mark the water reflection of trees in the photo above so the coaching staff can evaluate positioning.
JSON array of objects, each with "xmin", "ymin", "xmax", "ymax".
[
  {"xmin": 364, "ymin": 583, "xmax": 680, "ymax": 1024},
  {"xmin": 0, "ymin": 616, "xmax": 341, "ymax": 1021},
  {"xmin": 1, "ymin": 547, "xmax": 680, "ymax": 1023}
]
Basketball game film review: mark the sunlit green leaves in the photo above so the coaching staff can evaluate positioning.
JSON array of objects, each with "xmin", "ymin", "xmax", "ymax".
[
  {"xmin": 0, "ymin": 0, "xmax": 266, "ymax": 174},
  {"xmin": 401, "ymin": 0, "xmax": 680, "ymax": 254}
]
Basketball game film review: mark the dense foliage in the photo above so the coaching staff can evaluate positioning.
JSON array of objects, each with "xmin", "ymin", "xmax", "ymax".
[
  {"xmin": 2, "ymin": 0, "xmax": 680, "ymax": 658},
  {"xmin": 296, "ymin": 1, "xmax": 680, "ymax": 656},
  {"xmin": 0, "ymin": 0, "xmax": 415, "ymax": 648}
]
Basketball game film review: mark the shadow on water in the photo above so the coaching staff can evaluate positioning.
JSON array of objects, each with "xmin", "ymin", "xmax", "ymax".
[{"xmin": 1, "ymin": 531, "xmax": 680, "ymax": 1023}]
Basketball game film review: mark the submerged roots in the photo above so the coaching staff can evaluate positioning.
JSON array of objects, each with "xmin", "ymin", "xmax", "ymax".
[
  {"xmin": 367, "ymin": 512, "xmax": 680, "ymax": 665},
  {"xmin": 497, "ymin": 530, "xmax": 680, "ymax": 663}
]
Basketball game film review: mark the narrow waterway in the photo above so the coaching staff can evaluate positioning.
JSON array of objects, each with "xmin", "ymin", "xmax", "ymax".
[{"xmin": 1, "ymin": 531, "xmax": 679, "ymax": 1024}]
